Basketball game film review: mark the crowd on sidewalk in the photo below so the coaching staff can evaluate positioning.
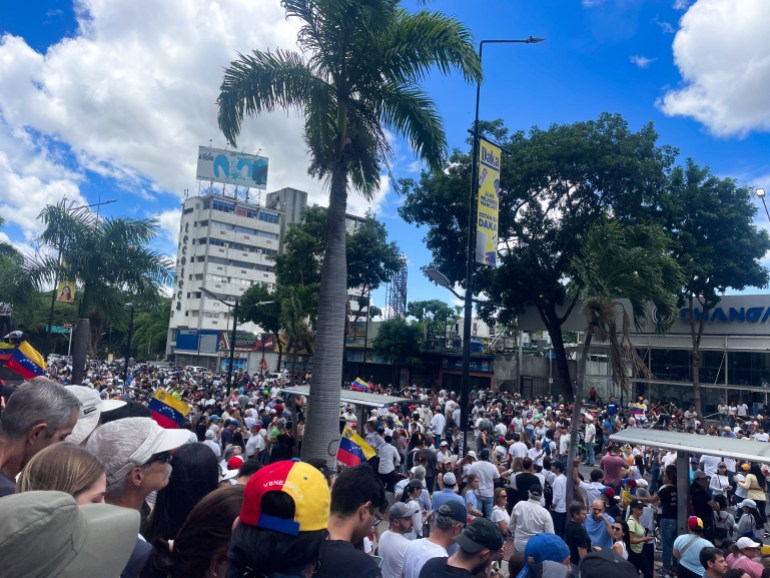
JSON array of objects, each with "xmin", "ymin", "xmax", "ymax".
[{"xmin": 3, "ymin": 359, "xmax": 770, "ymax": 577}]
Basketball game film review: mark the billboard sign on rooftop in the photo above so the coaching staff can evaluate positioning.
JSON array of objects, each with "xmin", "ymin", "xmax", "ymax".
[{"xmin": 196, "ymin": 146, "xmax": 268, "ymax": 188}]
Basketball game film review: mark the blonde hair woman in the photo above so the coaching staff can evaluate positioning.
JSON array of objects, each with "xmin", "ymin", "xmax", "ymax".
[{"xmin": 17, "ymin": 443, "xmax": 107, "ymax": 505}]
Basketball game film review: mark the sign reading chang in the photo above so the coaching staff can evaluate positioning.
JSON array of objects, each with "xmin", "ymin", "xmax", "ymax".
[
  {"xmin": 196, "ymin": 146, "xmax": 269, "ymax": 188},
  {"xmin": 680, "ymin": 306, "xmax": 770, "ymax": 324}
]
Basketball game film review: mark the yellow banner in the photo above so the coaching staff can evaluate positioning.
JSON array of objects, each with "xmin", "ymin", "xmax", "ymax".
[
  {"xmin": 475, "ymin": 138, "xmax": 501, "ymax": 266},
  {"xmin": 56, "ymin": 281, "xmax": 76, "ymax": 303}
]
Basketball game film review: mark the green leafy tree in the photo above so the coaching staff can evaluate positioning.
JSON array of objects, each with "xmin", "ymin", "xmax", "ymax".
[
  {"xmin": 663, "ymin": 161, "xmax": 770, "ymax": 412},
  {"xmin": 280, "ymin": 284, "xmax": 318, "ymax": 379},
  {"xmin": 407, "ymin": 299, "xmax": 456, "ymax": 348},
  {"xmin": 0, "ymin": 218, "xmax": 39, "ymax": 336},
  {"xmin": 34, "ymin": 200, "xmax": 172, "ymax": 383},
  {"xmin": 401, "ymin": 114, "xmax": 677, "ymax": 398},
  {"xmin": 275, "ymin": 206, "xmax": 402, "ymax": 296},
  {"xmin": 564, "ymin": 221, "xmax": 681, "ymax": 505},
  {"xmin": 238, "ymin": 283, "xmax": 284, "ymax": 371},
  {"xmin": 372, "ymin": 317, "xmax": 423, "ymax": 387},
  {"xmin": 217, "ymin": 0, "xmax": 480, "ymax": 463},
  {"xmin": 131, "ymin": 298, "xmax": 172, "ymax": 361}
]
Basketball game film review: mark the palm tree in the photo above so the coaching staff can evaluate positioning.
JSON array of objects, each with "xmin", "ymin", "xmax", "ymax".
[
  {"xmin": 564, "ymin": 221, "xmax": 681, "ymax": 506},
  {"xmin": 217, "ymin": 0, "xmax": 480, "ymax": 464},
  {"xmin": 34, "ymin": 200, "xmax": 172, "ymax": 383},
  {"xmin": 0, "ymin": 218, "xmax": 39, "ymax": 336}
]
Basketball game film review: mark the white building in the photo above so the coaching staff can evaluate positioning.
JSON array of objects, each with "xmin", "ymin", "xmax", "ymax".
[{"xmin": 166, "ymin": 193, "xmax": 282, "ymax": 368}]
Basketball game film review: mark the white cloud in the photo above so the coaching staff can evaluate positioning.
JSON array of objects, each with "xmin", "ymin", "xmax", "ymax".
[
  {"xmin": 347, "ymin": 175, "xmax": 392, "ymax": 218},
  {"xmin": 659, "ymin": 0, "xmax": 770, "ymax": 137},
  {"xmin": 0, "ymin": 0, "xmax": 351, "ymax": 242},
  {"xmin": 673, "ymin": 0, "xmax": 692, "ymax": 9},
  {"xmin": 582, "ymin": 0, "xmax": 607, "ymax": 7},
  {"xmin": 151, "ymin": 208, "xmax": 182, "ymax": 253},
  {"xmin": 630, "ymin": 55, "xmax": 656, "ymax": 69},
  {"xmin": 654, "ymin": 17, "xmax": 675, "ymax": 34}
]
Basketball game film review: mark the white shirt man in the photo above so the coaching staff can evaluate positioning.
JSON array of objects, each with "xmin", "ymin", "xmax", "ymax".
[
  {"xmin": 558, "ymin": 432, "xmax": 571, "ymax": 457},
  {"xmin": 527, "ymin": 441, "xmax": 545, "ymax": 467},
  {"xmin": 508, "ymin": 437, "xmax": 529, "ymax": 460},
  {"xmin": 509, "ymin": 486, "xmax": 554, "ymax": 552},
  {"xmin": 468, "ymin": 452, "xmax": 500, "ymax": 500},
  {"xmin": 378, "ymin": 503, "xmax": 415, "ymax": 578},
  {"xmin": 585, "ymin": 421, "xmax": 596, "ymax": 445},
  {"xmin": 377, "ymin": 441, "xmax": 401, "ymax": 475},
  {"xmin": 244, "ymin": 426, "xmax": 265, "ymax": 458},
  {"xmin": 431, "ymin": 412, "xmax": 446, "ymax": 438},
  {"xmin": 737, "ymin": 402, "xmax": 749, "ymax": 418}
]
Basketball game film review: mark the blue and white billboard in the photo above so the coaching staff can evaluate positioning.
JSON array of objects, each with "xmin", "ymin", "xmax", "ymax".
[{"xmin": 196, "ymin": 146, "xmax": 268, "ymax": 188}]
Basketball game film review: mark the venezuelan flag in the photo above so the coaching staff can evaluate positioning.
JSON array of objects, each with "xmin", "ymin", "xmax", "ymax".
[
  {"xmin": 351, "ymin": 377, "xmax": 372, "ymax": 392},
  {"xmin": 336, "ymin": 425, "xmax": 376, "ymax": 467},
  {"xmin": 149, "ymin": 388, "xmax": 191, "ymax": 429},
  {"xmin": 0, "ymin": 342, "xmax": 46, "ymax": 380}
]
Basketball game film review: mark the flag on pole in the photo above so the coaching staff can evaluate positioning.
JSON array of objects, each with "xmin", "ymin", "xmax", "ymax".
[
  {"xmin": 351, "ymin": 377, "xmax": 372, "ymax": 392},
  {"xmin": 336, "ymin": 425, "xmax": 376, "ymax": 467},
  {"xmin": 0, "ymin": 341, "xmax": 46, "ymax": 380},
  {"xmin": 149, "ymin": 388, "xmax": 191, "ymax": 429}
]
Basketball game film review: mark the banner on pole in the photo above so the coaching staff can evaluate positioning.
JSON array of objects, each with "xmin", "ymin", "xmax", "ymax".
[{"xmin": 475, "ymin": 138, "xmax": 501, "ymax": 266}]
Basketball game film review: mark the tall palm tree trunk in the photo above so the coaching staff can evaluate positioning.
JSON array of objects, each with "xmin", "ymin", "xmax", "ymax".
[
  {"xmin": 301, "ymin": 161, "xmax": 348, "ymax": 466},
  {"xmin": 565, "ymin": 324, "xmax": 595, "ymax": 507},
  {"xmin": 71, "ymin": 318, "xmax": 90, "ymax": 384}
]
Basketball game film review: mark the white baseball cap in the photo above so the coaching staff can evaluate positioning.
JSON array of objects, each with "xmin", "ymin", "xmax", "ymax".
[{"xmin": 66, "ymin": 385, "xmax": 126, "ymax": 445}]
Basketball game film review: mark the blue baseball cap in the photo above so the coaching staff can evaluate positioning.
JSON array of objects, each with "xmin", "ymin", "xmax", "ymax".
[{"xmin": 524, "ymin": 533, "xmax": 570, "ymax": 564}]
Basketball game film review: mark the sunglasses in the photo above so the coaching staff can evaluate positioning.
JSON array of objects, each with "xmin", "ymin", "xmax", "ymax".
[
  {"xmin": 612, "ymin": 526, "xmax": 622, "ymax": 531},
  {"xmin": 143, "ymin": 450, "xmax": 172, "ymax": 466}
]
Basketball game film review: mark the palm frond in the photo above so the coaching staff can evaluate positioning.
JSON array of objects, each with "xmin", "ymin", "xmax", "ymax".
[{"xmin": 218, "ymin": 49, "xmax": 317, "ymax": 147}]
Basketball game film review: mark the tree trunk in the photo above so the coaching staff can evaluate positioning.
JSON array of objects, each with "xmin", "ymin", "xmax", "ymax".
[
  {"xmin": 542, "ymin": 308, "xmax": 573, "ymax": 400},
  {"xmin": 687, "ymin": 296, "xmax": 705, "ymax": 414},
  {"xmin": 71, "ymin": 318, "xmax": 90, "ymax": 384},
  {"xmin": 565, "ymin": 325, "xmax": 594, "ymax": 507},
  {"xmin": 301, "ymin": 160, "xmax": 348, "ymax": 467}
]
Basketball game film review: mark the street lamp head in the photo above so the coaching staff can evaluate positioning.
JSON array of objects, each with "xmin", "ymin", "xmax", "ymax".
[
  {"xmin": 527, "ymin": 36, "xmax": 546, "ymax": 43},
  {"xmin": 757, "ymin": 187, "xmax": 766, "ymax": 198},
  {"xmin": 424, "ymin": 267, "xmax": 453, "ymax": 290}
]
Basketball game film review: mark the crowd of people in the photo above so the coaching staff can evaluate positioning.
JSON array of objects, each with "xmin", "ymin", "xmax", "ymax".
[{"xmin": 3, "ymin": 358, "xmax": 770, "ymax": 577}]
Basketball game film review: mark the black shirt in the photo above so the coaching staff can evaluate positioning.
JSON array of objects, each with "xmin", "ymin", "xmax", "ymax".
[
  {"xmin": 515, "ymin": 472, "xmax": 539, "ymax": 504},
  {"xmin": 419, "ymin": 556, "xmax": 472, "ymax": 578},
  {"xmin": 314, "ymin": 539, "xmax": 381, "ymax": 578},
  {"xmin": 564, "ymin": 520, "xmax": 591, "ymax": 565},
  {"xmin": 657, "ymin": 484, "xmax": 677, "ymax": 519},
  {"xmin": 691, "ymin": 483, "xmax": 714, "ymax": 527}
]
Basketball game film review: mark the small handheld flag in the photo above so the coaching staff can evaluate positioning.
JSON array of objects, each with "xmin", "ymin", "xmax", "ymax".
[
  {"xmin": 149, "ymin": 388, "xmax": 191, "ymax": 429},
  {"xmin": 351, "ymin": 377, "xmax": 372, "ymax": 392},
  {"xmin": 336, "ymin": 425, "xmax": 376, "ymax": 467}
]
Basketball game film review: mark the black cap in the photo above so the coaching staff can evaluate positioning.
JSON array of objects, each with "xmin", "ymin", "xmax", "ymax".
[
  {"xmin": 629, "ymin": 499, "xmax": 644, "ymax": 510},
  {"xmin": 454, "ymin": 518, "xmax": 504, "ymax": 553},
  {"xmin": 528, "ymin": 484, "xmax": 543, "ymax": 498},
  {"xmin": 437, "ymin": 501, "xmax": 467, "ymax": 526}
]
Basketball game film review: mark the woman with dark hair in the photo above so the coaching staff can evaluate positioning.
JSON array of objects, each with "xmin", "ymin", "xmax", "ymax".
[
  {"xmin": 141, "ymin": 485, "xmax": 244, "ymax": 578},
  {"xmin": 227, "ymin": 460, "xmax": 330, "ymax": 578},
  {"xmin": 736, "ymin": 499, "xmax": 763, "ymax": 540},
  {"xmin": 142, "ymin": 443, "xmax": 220, "ymax": 545},
  {"xmin": 611, "ymin": 520, "xmax": 631, "ymax": 560}
]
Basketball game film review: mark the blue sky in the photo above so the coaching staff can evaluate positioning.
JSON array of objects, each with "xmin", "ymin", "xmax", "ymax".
[{"xmin": 1, "ymin": 0, "xmax": 769, "ymax": 313}]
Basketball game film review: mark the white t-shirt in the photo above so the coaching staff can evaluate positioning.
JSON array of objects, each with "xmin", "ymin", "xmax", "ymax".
[
  {"xmin": 738, "ymin": 404, "xmax": 749, "ymax": 417},
  {"xmin": 700, "ymin": 454, "xmax": 722, "ymax": 477},
  {"xmin": 468, "ymin": 461, "xmax": 500, "ymax": 498},
  {"xmin": 401, "ymin": 538, "xmax": 447, "ymax": 578},
  {"xmin": 491, "ymin": 505, "xmax": 511, "ymax": 529},
  {"xmin": 509, "ymin": 441, "xmax": 528, "ymax": 460},
  {"xmin": 378, "ymin": 530, "xmax": 411, "ymax": 578}
]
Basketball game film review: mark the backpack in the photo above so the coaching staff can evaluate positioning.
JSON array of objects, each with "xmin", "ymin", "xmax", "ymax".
[
  {"xmin": 577, "ymin": 549, "xmax": 638, "ymax": 578},
  {"xmin": 543, "ymin": 480, "xmax": 554, "ymax": 509}
]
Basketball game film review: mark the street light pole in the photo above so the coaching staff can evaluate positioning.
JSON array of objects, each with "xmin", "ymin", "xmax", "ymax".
[
  {"xmin": 461, "ymin": 36, "xmax": 544, "ymax": 451},
  {"xmin": 227, "ymin": 298, "xmax": 239, "ymax": 395},
  {"xmin": 123, "ymin": 303, "xmax": 135, "ymax": 386},
  {"xmin": 199, "ymin": 286, "xmax": 273, "ymax": 396},
  {"xmin": 756, "ymin": 188, "xmax": 770, "ymax": 221}
]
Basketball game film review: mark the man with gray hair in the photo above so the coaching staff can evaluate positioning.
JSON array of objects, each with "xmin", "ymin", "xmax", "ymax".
[{"xmin": 0, "ymin": 378, "xmax": 80, "ymax": 497}]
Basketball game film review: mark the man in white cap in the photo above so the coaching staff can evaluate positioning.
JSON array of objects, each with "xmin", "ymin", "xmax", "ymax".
[
  {"xmin": 87, "ymin": 417, "xmax": 190, "ymax": 578},
  {"xmin": 66, "ymin": 384, "xmax": 126, "ymax": 445}
]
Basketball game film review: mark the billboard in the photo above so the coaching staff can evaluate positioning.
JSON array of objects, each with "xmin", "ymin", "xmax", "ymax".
[
  {"xmin": 475, "ymin": 138, "xmax": 501, "ymax": 266},
  {"xmin": 196, "ymin": 146, "xmax": 269, "ymax": 188}
]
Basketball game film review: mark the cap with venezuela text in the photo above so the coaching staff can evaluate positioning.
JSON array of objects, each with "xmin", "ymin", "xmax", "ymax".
[{"xmin": 240, "ymin": 460, "xmax": 330, "ymax": 536}]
